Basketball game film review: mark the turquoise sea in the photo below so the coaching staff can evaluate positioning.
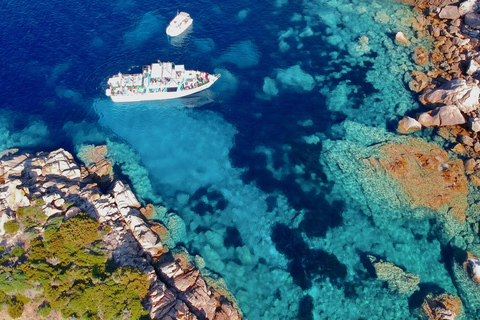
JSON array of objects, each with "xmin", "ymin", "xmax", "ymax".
[{"xmin": 2, "ymin": 0, "xmax": 477, "ymax": 318}]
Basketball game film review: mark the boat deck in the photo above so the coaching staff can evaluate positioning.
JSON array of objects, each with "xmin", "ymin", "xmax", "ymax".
[{"xmin": 107, "ymin": 62, "xmax": 213, "ymax": 97}]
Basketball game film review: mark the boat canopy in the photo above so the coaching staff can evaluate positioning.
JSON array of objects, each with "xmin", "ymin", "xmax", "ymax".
[
  {"xmin": 151, "ymin": 63, "xmax": 163, "ymax": 78},
  {"xmin": 150, "ymin": 62, "xmax": 181, "ymax": 79},
  {"xmin": 174, "ymin": 65, "xmax": 185, "ymax": 72},
  {"xmin": 178, "ymin": 12, "xmax": 190, "ymax": 18}
]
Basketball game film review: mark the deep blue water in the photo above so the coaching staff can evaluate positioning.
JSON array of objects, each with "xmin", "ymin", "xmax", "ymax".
[{"xmin": 0, "ymin": 0, "xmax": 468, "ymax": 319}]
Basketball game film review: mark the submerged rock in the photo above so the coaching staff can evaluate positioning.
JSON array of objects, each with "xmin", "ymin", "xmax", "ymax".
[
  {"xmin": 395, "ymin": 31, "xmax": 411, "ymax": 46},
  {"xmin": 409, "ymin": 71, "xmax": 430, "ymax": 93},
  {"xmin": 377, "ymin": 140, "xmax": 468, "ymax": 219},
  {"xmin": 367, "ymin": 255, "xmax": 420, "ymax": 296}
]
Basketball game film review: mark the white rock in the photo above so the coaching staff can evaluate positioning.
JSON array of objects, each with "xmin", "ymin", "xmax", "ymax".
[
  {"xmin": 65, "ymin": 206, "xmax": 81, "ymax": 219},
  {"xmin": 397, "ymin": 116, "xmax": 422, "ymax": 134},
  {"xmin": 53, "ymin": 198, "xmax": 65, "ymax": 208},
  {"xmin": 436, "ymin": 105, "xmax": 466, "ymax": 126},
  {"xmin": 42, "ymin": 149, "xmax": 81, "ymax": 180},
  {"xmin": 5, "ymin": 181, "xmax": 30, "ymax": 211},
  {"xmin": 422, "ymin": 79, "xmax": 480, "ymax": 113},
  {"xmin": 467, "ymin": 254, "xmax": 480, "ymax": 284},
  {"xmin": 467, "ymin": 59, "xmax": 480, "ymax": 76},
  {"xmin": 1, "ymin": 155, "xmax": 28, "ymax": 176},
  {"xmin": 469, "ymin": 117, "xmax": 480, "ymax": 132},
  {"xmin": 418, "ymin": 111, "xmax": 441, "ymax": 127},
  {"xmin": 44, "ymin": 205, "xmax": 62, "ymax": 217},
  {"xmin": 113, "ymin": 181, "xmax": 141, "ymax": 214},
  {"xmin": 460, "ymin": 0, "xmax": 478, "ymax": 16},
  {"xmin": 439, "ymin": 5, "xmax": 460, "ymax": 19},
  {"xmin": 395, "ymin": 31, "xmax": 410, "ymax": 45}
]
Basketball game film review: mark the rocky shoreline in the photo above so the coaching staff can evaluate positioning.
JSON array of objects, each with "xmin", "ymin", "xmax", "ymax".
[
  {"xmin": 392, "ymin": 0, "xmax": 480, "ymax": 319},
  {"xmin": 397, "ymin": 0, "xmax": 480, "ymax": 135},
  {"xmin": 0, "ymin": 147, "xmax": 241, "ymax": 319}
]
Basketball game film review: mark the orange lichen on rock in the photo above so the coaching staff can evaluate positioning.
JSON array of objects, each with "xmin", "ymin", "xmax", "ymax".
[
  {"xmin": 140, "ymin": 203, "xmax": 156, "ymax": 219},
  {"xmin": 413, "ymin": 46, "xmax": 429, "ymax": 65},
  {"xmin": 437, "ymin": 126, "xmax": 471, "ymax": 144},
  {"xmin": 470, "ymin": 174, "xmax": 480, "ymax": 187},
  {"xmin": 371, "ymin": 138, "xmax": 468, "ymax": 219},
  {"xmin": 409, "ymin": 70, "xmax": 430, "ymax": 92},
  {"xmin": 421, "ymin": 293, "xmax": 463, "ymax": 320}
]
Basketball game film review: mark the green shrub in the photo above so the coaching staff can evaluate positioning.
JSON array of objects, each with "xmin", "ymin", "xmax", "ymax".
[
  {"xmin": 27, "ymin": 239, "xmax": 50, "ymax": 261},
  {"xmin": 7, "ymin": 298, "xmax": 24, "ymax": 318},
  {"xmin": 15, "ymin": 294, "xmax": 29, "ymax": 304},
  {"xmin": 0, "ymin": 290, "xmax": 6, "ymax": 303},
  {"xmin": 0, "ymin": 245, "xmax": 6, "ymax": 253},
  {"xmin": 16, "ymin": 205, "xmax": 46, "ymax": 221},
  {"xmin": 57, "ymin": 213, "xmax": 99, "ymax": 248},
  {"xmin": 0, "ymin": 270, "xmax": 29, "ymax": 294},
  {"xmin": 43, "ymin": 216, "xmax": 63, "ymax": 243},
  {"xmin": 37, "ymin": 302, "xmax": 51, "ymax": 317},
  {"xmin": 4, "ymin": 221, "xmax": 19, "ymax": 234},
  {"xmin": 0, "ymin": 256, "xmax": 9, "ymax": 265},
  {"xmin": 3, "ymin": 213, "xmax": 150, "ymax": 320},
  {"xmin": 10, "ymin": 246, "xmax": 24, "ymax": 258}
]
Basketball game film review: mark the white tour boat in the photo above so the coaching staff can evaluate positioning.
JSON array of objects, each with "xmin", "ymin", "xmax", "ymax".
[
  {"xmin": 166, "ymin": 12, "xmax": 193, "ymax": 37},
  {"xmin": 105, "ymin": 61, "xmax": 220, "ymax": 102}
]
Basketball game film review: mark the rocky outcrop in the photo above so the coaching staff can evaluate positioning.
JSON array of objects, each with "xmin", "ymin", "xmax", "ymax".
[
  {"xmin": 0, "ymin": 147, "xmax": 241, "ymax": 320},
  {"xmin": 417, "ymin": 105, "xmax": 466, "ymax": 127},
  {"xmin": 78, "ymin": 144, "xmax": 113, "ymax": 185},
  {"xmin": 420, "ymin": 79, "xmax": 480, "ymax": 114},
  {"xmin": 439, "ymin": 5, "xmax": 461, "ymax": 20},
  {"xmin": 396, "ymin": 0, "xmax": 456, "ymax": 7},
  {"xmin": 371, "ymin": 139, "xmax": 469, "ymax": 221},
  {"xmin": 398, "ymin": 116, "xmax": 422, "ymax": 133},
  {"xmin": 464, "ymin": 252, "xmax": 480, "ymax": 285},
  {"xmin": 419, "ymin": 292, "xmax": 463, "ymax": 320}
]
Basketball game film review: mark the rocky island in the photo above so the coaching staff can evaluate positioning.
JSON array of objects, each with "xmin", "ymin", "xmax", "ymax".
[{"xmin": 0, "ymin": 146, "xmax": 241, "ymax": 319}]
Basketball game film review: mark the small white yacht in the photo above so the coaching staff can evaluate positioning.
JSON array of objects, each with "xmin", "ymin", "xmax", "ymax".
[
  {"xmin": 166, "ymin": 12, "xmax": 193, "ymax": 37},
  {"xmin": 105, "ymin": 61, "xmax": 220, "ymax": 102}
]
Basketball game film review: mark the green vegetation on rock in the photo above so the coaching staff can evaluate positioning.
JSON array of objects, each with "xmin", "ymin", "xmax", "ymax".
[
  {"xmin": 16, "ymin": 199, "xmax": 47, "ymax": 229},
  {"xmin": 10, "ymin": 246, "xmax": 24, "ymax": 258},
  {"xmin": 7, "ymin": 298, "xmax": 24, "ymax": 319},
  {"xmin": 1, "ymin": 210, "xmax": 151, "ymax": 319},
  {"xmin": 3, "ymin": 221, "xmax": 19, "ymax": 234}
]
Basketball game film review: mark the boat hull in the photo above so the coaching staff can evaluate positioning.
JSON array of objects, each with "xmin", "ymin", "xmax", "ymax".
[
  {"xmin": 107, "ymin": 74, "xmax": 219, "ymax": 102},
  {"xmin": 166, "ymin": 19, "xmax": 193, "ymax": 37}
]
